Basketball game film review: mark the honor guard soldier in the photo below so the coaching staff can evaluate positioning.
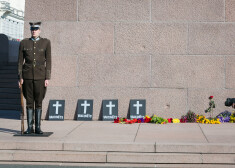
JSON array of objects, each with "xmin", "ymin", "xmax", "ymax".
[{"xmin": 18, "ymin": 22, "xmax": 51, "ymax": 134}]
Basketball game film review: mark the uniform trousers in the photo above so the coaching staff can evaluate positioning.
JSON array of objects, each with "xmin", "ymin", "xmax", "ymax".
[{"xmin": 23, "ymin": 80, "xmax": 46, "ymax": 109}]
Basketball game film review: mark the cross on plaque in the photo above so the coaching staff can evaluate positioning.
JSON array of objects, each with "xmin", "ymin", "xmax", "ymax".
[
  {"xmin": 81, "ymin": 100, "xmax": 90, "ymax": 114},
  {"xmin": 76, "ymin": 100, "xmax": 93, "ymax": 121},
  {"xmin": 133, "ymin": 101, "xmax": 142, "ymax": 115},
  {"xmin": 53, "ymin": 101, "xmax": 62, "ymax": 115},
  {"xmin": 106, "ymin": 101, "xmax": 115, "ymax": 115},
  {"xmin": 48, "ymin": 100, "xmax": 65, "ymax": 121},
  {"xmin": 129, "ymin": 99, "xmax": 146, "ymax": 119}
]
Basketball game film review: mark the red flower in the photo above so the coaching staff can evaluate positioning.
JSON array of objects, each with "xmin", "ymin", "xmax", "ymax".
[
  {"xmin": 137, "ymin": 119, "xmax": 142, "ymax": 123},
  {"xmin": 132, "ymin": 119, "xmax": 137, "ymax": 123},
  {"xmin": 180, "ymin": 118, "xmax": 186, "ymax": 123},
  {"xmin": 144, "ymin": 118, "xmax": 151, "ymax": 123},
  {"xmin": 209, "ymin": 96, "xmax": 214, "ymax": 99},
  {"xmin": 123, "ymin": 118, "xmax": 127, "ymax": 122},
  {"xmin": 114, "ymin": 117, "xmax": 120, "ymax": 123},
  {"xmin": 167, "ymin": 118, "xmax": 173, "ymax": 123}
]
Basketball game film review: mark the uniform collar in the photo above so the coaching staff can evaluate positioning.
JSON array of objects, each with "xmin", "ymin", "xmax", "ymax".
[{"xmin": 31, "ymin": 36, "xmax": 40, "ymax": 41}]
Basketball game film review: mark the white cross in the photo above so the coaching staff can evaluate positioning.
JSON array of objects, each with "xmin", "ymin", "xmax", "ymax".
[
  {"xmin": 53, "ymin": 101, "xmax": 62, "ymax": 115},
  {"xmin": 133, "ymin": 101, "xmax": 142, "ymax": 115},
  {"xmin": 106, "ymin": 101, "xmax": 115, "ymax": 115},
  {"xmin": 81, "ymin": 100, "xmax": 90, "ymax": 114}
]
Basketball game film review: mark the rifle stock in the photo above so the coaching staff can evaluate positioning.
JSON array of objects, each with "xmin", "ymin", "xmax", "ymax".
[{"xmin": 20, "ymin": 84, "xmax": 24, "ymax": 135}]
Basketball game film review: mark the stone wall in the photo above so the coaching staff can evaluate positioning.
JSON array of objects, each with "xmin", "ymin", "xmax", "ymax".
[{"xmin": 24, "ymin": 0, "xmax": 235, "ymax": 120}]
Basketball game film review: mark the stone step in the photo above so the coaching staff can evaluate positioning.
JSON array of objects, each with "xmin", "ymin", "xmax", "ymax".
[
  {"xmin": 0, "ymin": 104, "xmax": 21, "ymax": 111},
  {"xmin": 0, "ymin": 93, "xmax": 20, "ymax": 99},
  {"xmin": 0, "ymin": 141, "xmax": 235, "ymax": 154},
  {"xmin": 0, "ymin": 74, "xmax": 18, "ymax": 79},
  {"xmin": 0, "ymin": 150, "xmax": 234, "ymax": 164},
  {"xmin": 0, "ymin": 79, "xmax": 18, "ymax": 83},
  {"xmin": 0, "ymin": 69, "xmax": 18, "ymax": 74},
  {"xmin": 0, "ymin": 88, "xmax": 20, "ymax": 94},
  {"xmin": 0, "ymin": 83, "xmax": 18, "ymax": 88},
  {"xmin": 0, "ymin": 66, "xmax": 17, "ymax": 70},
  {"xmin": 0, "ymin": 99, "xmax": 20, "ymax": 105}
]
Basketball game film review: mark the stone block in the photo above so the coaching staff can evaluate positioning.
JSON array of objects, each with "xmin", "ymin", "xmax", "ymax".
[
  {"xmin": 15, "ymin": 141, "xmax": 63, "ymax": 151},
  {"xmin": 64, "ymin": 142, "xmax": 155, "ymax": 152},
  {"xmin": 226, "ymin": 56, "xmax": 235, "ymax": 89},
  {"xmin": 40, "ymin": 22, "xmax": 114, "ymax": 55},
  {"xmin": 156, "ymin": 144, "xmax": 235, "ymax": 154},
  {"xmin": 78, "ymin": 0, "xmax": 150, "ymax": 22},
  {"xmin": 188, "ymin": 89, "xmax": 235, "ymax": 116},
  {"xmin": 49, "ymin": 55, "xmax": 78, "ymax": 87},
  {"xmin": 0, "ymin": 141, "xmax": 16, "ymax": 150},
  {"xmin": 226, "ymin": 0, "xmax": 235, "ymax": 22},
  {"xmin": 107, "ymin": 152, "xmax": 202, "ymax": 163},
  {"xmin": 25, "ymin": 0, "xmax": 77, "ymax": 21},
  {"xmin": 151, "ymin": 55, "xmax": 225, "ymax": 88},
  {"xmin": 13, "ymin": 151, "xmax": 106, "ymax": 162},
  {"xmin": 0, "ymin": 150, "xmax": 14, "ymax": 161},
  {"xmin": 152, "ymin": 0, "xmax": 224, "ymax": 22},
  {"xmin": 189, "ymin": 23, "xmax": 235, "ymax": 55},
  {"xmin": 135, "ymin": 124, "xmax": 207, "ymax": 143},
  {"xmin": 115, "ymin": 23, "xmax": 187, "ymax": 54},
  {"xmin": 64, "ymin": 121, "xmax": 139, "ymax": 142},
  {"xmin": 42, "ymin": 87, "xmax": 187, "ymax": 120},
  {"xmin": 78, "ymin": 54, "xmax": 151, "ymax": 87},
  {"xmin": 202, "ymin": 154, "xmax": 235, "ymax": 164},
  {"xmin": 200, "ymin": 124, "xmax": 235, "ymax": 143}
]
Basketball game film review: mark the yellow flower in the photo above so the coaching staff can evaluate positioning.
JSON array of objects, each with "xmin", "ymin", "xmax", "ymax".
[{"xmin": 173, "ymin": 119, "xmax": 180, "ymax": 123}]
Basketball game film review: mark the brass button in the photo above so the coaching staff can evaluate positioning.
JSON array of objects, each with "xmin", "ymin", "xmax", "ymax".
[{"xmin": 34, "ymin": 53, "xmax": 35, "ymax": 54}]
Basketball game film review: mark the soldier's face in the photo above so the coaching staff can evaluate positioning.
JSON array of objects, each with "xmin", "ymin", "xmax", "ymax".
[{"xmin": 31, "ymin": 28, "xmax": 41, "ymax": 38}]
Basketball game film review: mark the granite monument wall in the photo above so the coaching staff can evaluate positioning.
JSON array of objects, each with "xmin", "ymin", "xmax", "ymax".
[{"xmin": 24, "ymin": 0, "xmax": 235, "ymax": 120}]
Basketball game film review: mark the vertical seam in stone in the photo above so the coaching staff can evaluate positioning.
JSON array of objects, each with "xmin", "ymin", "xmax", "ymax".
[
  {"xmin": 150, "ymin": 0, "xmax": 152, "ymax": 23},
  {"xmin": 134, "ymin": 123, "xmax": 141, "ymax": 142},
  {"xmin": 198, "ymin": 123, "xmax": 209, "ymax": 143},
  {"xmin": 150, "ymin": 54, "xmax": 152, "ymax": 87},
  {"xmin": 76, "ymin": 55, "xmax": 79, "ymax": 87},
  {"xmin": 155, "ymin": 142, "xmax": 157, "ymax": 153},
  {"xmin": 224, "ymin": 56, "xmax": 226, "ymax": 89},
  {"xmin": 113, "ymin": 24, "xmax": 116, "ymax": 54},
  {"xmin": 77, "ymin": 0, "xmax": 79, "ymax": 21},
  {"xmin": 224, "ymin": 0, "xmax": 226, "ymax": 22},
  {"xmin": 186, "ymin": 88, "xmax": 189, "ymax": 112},
  {"xmin": 187, "ymin": 23, "xmax": 189, "ymax": 55}
]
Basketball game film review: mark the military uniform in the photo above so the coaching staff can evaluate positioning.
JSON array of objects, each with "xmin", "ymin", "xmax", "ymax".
[{"xmin": 18, "ymin": 22, "xmax": 51, "ymax": 134}]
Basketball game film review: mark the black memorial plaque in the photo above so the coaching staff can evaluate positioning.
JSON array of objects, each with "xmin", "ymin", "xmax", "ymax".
[
  {"xmin": 129, "ymin": 99, "xmax": 146, "ymax": 119},
  {"xmin": 48, "ymin": 100, "xmax": 65, "ymax": 120},
  {"xmin": 102, "ymin": 99, "xmax": 118, "ymax": 121},
  {"xmin": 77, "ymin": 99, "xmax": 93, "ymax": 121}
]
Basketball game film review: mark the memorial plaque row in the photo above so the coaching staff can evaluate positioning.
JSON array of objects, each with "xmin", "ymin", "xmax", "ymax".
[{"xmin": 48, "ymin": 99, "xmax": 146, "ymax": 121}]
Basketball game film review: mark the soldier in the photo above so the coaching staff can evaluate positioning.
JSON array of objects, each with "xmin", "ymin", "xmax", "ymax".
[{"xmin": 18, "ymin": 22, "xmax": 51, "ymax": 134}]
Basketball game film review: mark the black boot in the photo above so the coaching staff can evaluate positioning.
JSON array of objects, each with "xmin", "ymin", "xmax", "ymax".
[
  {"xmin": 24, "ymin": 108, "xmax": 34, "ymax": 134},
  {"xmin": 35, "ymin": 109, "xmax": 43, "ymax": 134}
]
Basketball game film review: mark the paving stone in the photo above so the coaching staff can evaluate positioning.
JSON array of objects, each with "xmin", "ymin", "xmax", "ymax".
[
  {"xmin": 25, "ymin": 0, "xmax": 77, "ymax": 21},
  {"xmin": 152, "ymin": 0, "xmax": 224, "ymax": 22},
  {"xmin": 151, "ymin": 55, "xmax": 224, "ymax": 88},
  {"xmin": 226, "ymin": 0, "xmax": 235, "ymax": 22},
  {"xmin": 202, "ymin": 154, "xmax": 235, "ymax": 164},
  {"xmin": 115, "ymin": 23, "xmax": 187, "ymax": 54},
  {"xmin": 78, "ymin": 54, "xmax": 151, "ymax": 87},
  {"xmin": 0, "ymin": 150, "xmax": 14, "ymax": 161},
  {"xmin": 78, "ymin": 0, "xmax": 150, "ymax": 22},
  {"xmin": 13, "ymin": 151, "xmax": 107, "ymax": 163},
  {"xmin": 226, "ymin": 56, "xmax": 235, "ymax": 89},
  {"xmin": 155, "ymin": 143, "xmax": 235, "ymax": 153},
  {"xmin": 107, "ymin": 152, "xmax": 202, "ymax": 163},
  {"xmin": 189, "ymin": 23, "xmax": 235, "ymax": 55},
  {"xmin": 40, "ymin": 22, "xmax": 114, "ymax": 55},
  {"xmin": 64, "ymin": 142, "xmax": 155, "ymax": 152}
]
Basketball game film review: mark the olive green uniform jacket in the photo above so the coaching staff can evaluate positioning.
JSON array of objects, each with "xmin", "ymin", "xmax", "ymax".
[{"xmin": 18, "ymin": 37, "xmax": 51, "ymax": 80}]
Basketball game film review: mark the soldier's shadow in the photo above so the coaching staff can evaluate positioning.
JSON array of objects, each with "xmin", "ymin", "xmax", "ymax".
[{"xmin": 0, "ymin": 128, "xmax": 19, "ymax": 134}]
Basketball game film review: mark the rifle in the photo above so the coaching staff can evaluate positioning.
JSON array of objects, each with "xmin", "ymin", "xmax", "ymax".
[{"xmin": 20, "ymin": 84, "xmax": 24, "ymax": 135}]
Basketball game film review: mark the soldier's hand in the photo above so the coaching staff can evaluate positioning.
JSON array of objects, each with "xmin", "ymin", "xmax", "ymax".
[
  {"xmin": 18, "ymin": 79, "xmax": 24, "ymax": 88},
  {"xmin": 45, "ymin": 80, "xmax": 49, "ymax": 87},
  {"xmin": 232, "ymin": 103, "xmax": 235, "ymax": 109}
]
